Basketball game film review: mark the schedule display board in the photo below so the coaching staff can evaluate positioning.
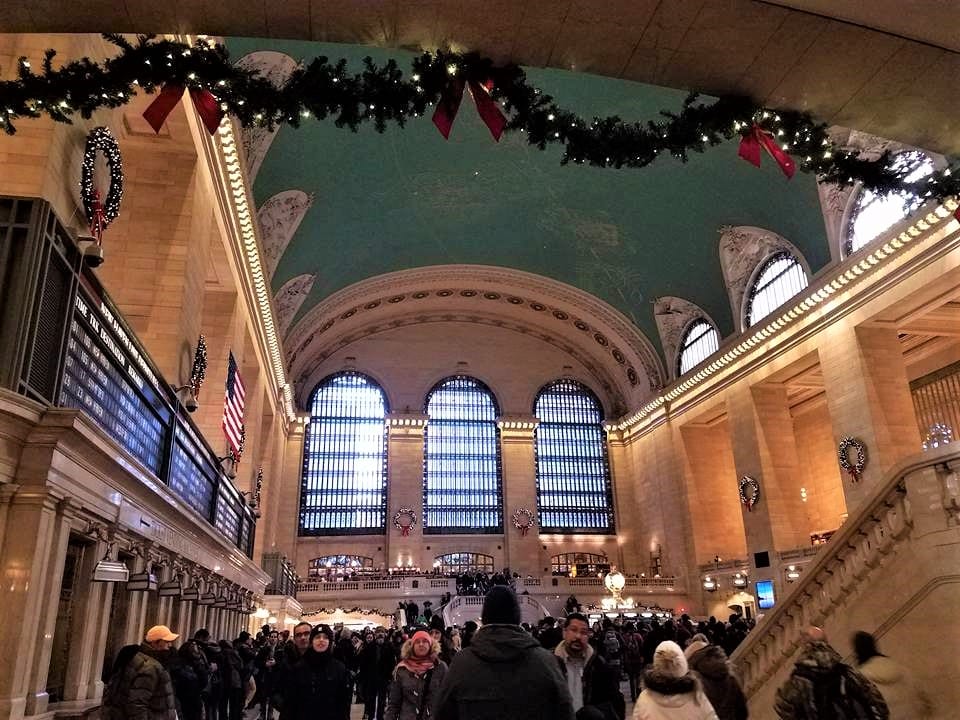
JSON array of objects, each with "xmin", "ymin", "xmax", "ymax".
[{"xmin": 60, "ymin": 292, "xmax": 169, "ymax": 474}]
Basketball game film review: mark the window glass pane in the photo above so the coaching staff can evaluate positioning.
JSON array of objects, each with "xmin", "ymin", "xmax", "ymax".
[
  {"xmin": 534, "ymin": 379, "xmax": 614, "ymax": 533},
  {"xmin": 745, "ymin": 253, "xmax": 808, "ymax": 328},
  {"xmin": 423, "ymin": 376, "xmax": 503, "ymax": 534},
  {"xmin": 678, "ymin": 319, "xmax": 720, "ymax": 375},
  {"xmin": 299, "ymin": 372, "xmax": 388, "ymax": 535},
  {"xmin": 848, "ymin": 152, "xmax": 933, "ymax": 253}
]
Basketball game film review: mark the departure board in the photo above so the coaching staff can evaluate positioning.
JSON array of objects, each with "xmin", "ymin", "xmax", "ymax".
[
  {"xmin": 168, "ymin": 423, "xmax": 217, "ymax": 519},
  {"xmin": 214, "ymin": 483, "xmax": 241, "ymax": 544},
  {"xmin": 60, "ymin": 294, "xmax": 168, "ymax": 474}
]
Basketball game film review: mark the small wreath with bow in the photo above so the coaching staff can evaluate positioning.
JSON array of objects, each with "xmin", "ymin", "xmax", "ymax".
[
  {"xmin": 739, "ymin": 476, "xmax": 760, "ymax": 512},
  {"xmin": 512, "ymin": 507, "xmax": 536, "ymax": 536},
  {"xmin": 80, "ymin": 126, "xmax": 124, "ymax": 238},
  {"xmin": 838, "ymin": 436, "xmax": 867, "ymax": 482},
  {"xmin": 393, "ymin": 508, "xmax": 417, "ymax": 536}
]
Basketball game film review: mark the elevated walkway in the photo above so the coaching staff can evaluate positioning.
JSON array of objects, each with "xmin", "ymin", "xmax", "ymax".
[
  {"xmin": 443, "ymin": 593, "xmax": 548, "ymax": 627},
  {"xmin": 731, "ymin": 445, "xmax": 960, "ymax": 719}
]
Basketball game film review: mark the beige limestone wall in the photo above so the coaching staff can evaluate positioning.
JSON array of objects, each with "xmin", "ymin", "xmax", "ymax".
[{"xmin": 791, "ymin": 400, "xmax": 847, "ymax": 535}]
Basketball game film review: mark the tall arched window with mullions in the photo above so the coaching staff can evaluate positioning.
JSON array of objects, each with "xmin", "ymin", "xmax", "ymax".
[
  {"xmin": 299, "ymin": 372, "xmax": 388, "ymax": 536},
  {"xmin": 677, "ymin": 318, "xmax": 720, "ymax": 376},
  {"xmin": 744, "ymin": 251, "xmax": 808, "ymax": 329},
  {"xmin": 423, "ymin": 376, "xmax": 503, "ymax": 534},
  {"xmin": 534, "ymin": 379, "xmax": 615, "ymax": 533}
]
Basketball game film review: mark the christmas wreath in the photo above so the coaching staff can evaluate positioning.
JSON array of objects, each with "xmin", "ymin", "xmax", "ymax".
[
  {"xmin": 511, "ymin": 507, "xmax": 536, "ymax": 536},
  {"xmin": 739, "ymin": 476, "xmax": 760, "ymax": 512},
  {"xmin": 0, "ymin": 35, "xmax": 957, "ymax": 211},
  {"xmin": 80, "ymin": 126, "xmax": 123, "ymax": 238},
  {"xmin": 393, "ymin": 508, "xmax": 417, "ymax": 536},
  {"xmin": 838, "ymin": 436, "xmax": 867, "ymax": 482}
]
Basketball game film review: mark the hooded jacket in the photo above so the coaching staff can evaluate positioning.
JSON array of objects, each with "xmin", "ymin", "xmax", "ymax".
[
  {"xmin": 858, "ymin": 655, "xmax": 933, "ymax": 720},
  {"xmin": 774, "ymin": 641, "xmax": 888, "ymax": 720},
  {"xmin": 283, "ymin": 647, "xmax": 352, "ymax": 720},
  {"xmin": 433, "ymin": 624, "xmax": 575, "ymax": 720},
  {"xmin": 686, "ymin": 646, "xmax": 748, "ymax": 720},
  {"xmin": 632, "ymin": 670, "xmax": 718, "ymax": 720}
]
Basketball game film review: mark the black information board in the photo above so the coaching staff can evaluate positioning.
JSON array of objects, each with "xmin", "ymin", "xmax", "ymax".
[
  {"xmin": 60, "ymin": 294, "xmax": 168, "ymax": 474},
  {"xmin": 214, "ymin": 483, "xmax": 242, "ymax": 545},
  {"xmin": 169, "ymin": 424, "xmax": 217, "ymax": 520}
]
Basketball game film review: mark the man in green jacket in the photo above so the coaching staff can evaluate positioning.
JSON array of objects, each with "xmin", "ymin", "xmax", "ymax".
[
  {"xmin": 433, "ymin": 587, "xmax": 575, "ymax": 720},
  {"xmin": 102, "ymin": 625, "xmax": 179, "ymax": 720}
]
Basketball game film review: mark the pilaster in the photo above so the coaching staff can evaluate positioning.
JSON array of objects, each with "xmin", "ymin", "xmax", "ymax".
[
  {"xmin": 385, "ymin": 414, "xmax": 427, "ymax": 567},
  {"xmin": 498, "ymin": 416, "xmax": 538, "ymax": 574}
]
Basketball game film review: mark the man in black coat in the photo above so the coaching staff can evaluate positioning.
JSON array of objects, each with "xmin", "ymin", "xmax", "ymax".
[
  {"xmin": 554, "ymin": 614, "xmax": 625, "ymax": 720},
  {"xmin": 282, "ymin": 625, "xmax": 352, "ymax": 720}
]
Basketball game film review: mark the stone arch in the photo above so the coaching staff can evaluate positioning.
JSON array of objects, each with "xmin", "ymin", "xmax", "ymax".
[
  {"xmin": 718, "ymin": 227, "xmax": 811, "ymax": 333},
  {"xmin": 275, "ymin": 273, "xmax": 316, "ymax": 336}
]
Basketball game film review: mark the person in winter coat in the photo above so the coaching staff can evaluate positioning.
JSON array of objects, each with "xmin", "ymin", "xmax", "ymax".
[
  {"xmin": 684, "ymin": 636, "xmax": 747, "ymax": 720},
  {"xmin": 433, "ymin": 586, "xmax": 575, "ymax": 720},
  {"xmin": 774, "ymin": 627, "xmax": 888, "ymax": 720},
  {"xmin": 282, "ymin": 624, "xmax": 352, "ymax": 720},
  {"xmin": 852, "ymin": 631, "xmax": 933, "ymax": 720},
  {"xmin": 385, "ymin": 630, "xmax": 449, "ymax": 720},
  {"xmin": 101, "ymin": 625, "xmax": 179, "ymax": 720},
  {"xmin": 632, "ymin": 641, "xmax": 718, "ymax": 720},
  {"xmin": 273, "ymin": 622, "xmax": 313, "ymax": 720},
  {"xmin": 555, "ymin": 613, "xmax": 625, "ymax": 720}
]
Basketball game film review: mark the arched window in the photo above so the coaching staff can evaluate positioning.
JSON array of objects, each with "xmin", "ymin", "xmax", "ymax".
[
  {"xmin": 299, "ymin": 372, "xmax": 388, "ymax": 535},
  {"xmin": 847, "ymin": 152, "xmax": 933, "ymax": 254},
  {"xmin": 308, "ymin": 555, "xmax": 374, "ymax": 578},
  {"xmin": 434, "ymin": 552, "xmax": 495, "ymax": 575},
  {"xmin": 534, "ymin": 380, "xmax": 614, "ymax": 533},
  {"xmin": 744, "ymin": 252, "xmax": 808, "ymax": 328},
  {"xmin": 677, "ymin": 319, "xmax": 720, "ymax": 375},
  {"xmin": 551, "ymin": 552, "xmax": 610, "ymax": 577},
  {"xmin": 423, "ymin": 376, "xmax": 503, "ymax": 534}
]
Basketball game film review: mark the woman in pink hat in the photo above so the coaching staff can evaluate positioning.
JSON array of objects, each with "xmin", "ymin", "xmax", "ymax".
[{"xmin": 385, "ymin": 630, "xmax": 449, "ymax": 720}]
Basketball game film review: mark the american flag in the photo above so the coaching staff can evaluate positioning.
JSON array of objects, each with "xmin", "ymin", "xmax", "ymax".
[{"xmin": 222, "ymin": 351, "xmax": 245, "ymax": 459}]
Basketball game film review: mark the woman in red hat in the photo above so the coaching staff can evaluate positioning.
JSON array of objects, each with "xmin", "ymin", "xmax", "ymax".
[{"xmin": 385, "ymin": 630, "xmax": 449, "ymax": 720}]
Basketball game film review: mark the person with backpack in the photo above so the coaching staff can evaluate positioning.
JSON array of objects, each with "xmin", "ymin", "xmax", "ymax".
[
  {"xmin": 598, "ymin": 620, "xmax": 624, "ymax": 681},
  {"xmin": 851, "ymin": 631, "xmax": 933, "ymax": 719},
  {"xmin": 621, "ymin": 622, "xmax": 645, "ymax": 702},
  {"xmin": 774, "ymin": 626, "xmax": 889, "ymax": 720}
]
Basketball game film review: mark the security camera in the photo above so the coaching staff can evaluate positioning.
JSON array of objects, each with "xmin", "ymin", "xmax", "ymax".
[
  {"xmin": 77, "ymin": 234, "xmax": 105, "ymax": 268},
  {"xmin": 226, "ymin": 465, "xmax": 237, "ymax": 481},
  {"xmin": 252, "ymin": 508, "xmax": 262, "ymax": 519},
  {"xmin": 184, "ymin": 395, "xmax": 198, "ymax": 413}
]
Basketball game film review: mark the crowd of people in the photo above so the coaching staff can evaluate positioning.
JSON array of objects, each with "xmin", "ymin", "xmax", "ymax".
[{"xmin": 99, "ymin": 586, "xmax": 929, "ymax": 720}]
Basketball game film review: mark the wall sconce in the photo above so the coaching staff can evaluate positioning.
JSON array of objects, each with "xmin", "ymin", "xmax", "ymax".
[
  {"xmin": 800, "ymin": 487, "xmax": 808, "ymax": 503},
  {"xmin": 786, "ymin": 565, "xmax": 801, "ymax": 582},
  {"xmin": 171, "ymin": 384, "xmax": 199, "ymax": 413},
  {"xmin": 702, "ymin": 576, "xmax": 717, "ymax": 592},
  {"xmin": 92, "ymin": 544, "xmax": 129, "ymax": 583},
  {"xmin": 216, "ymin": 454, "xmax": 238, "ymax": 480},
  {"xmin": 732, "ymin": 572, "xmax": 747, "ymax": 589}
]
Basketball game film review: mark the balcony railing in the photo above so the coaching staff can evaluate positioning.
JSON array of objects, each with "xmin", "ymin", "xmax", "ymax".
[{"xmin": 0, "ymin": 196, "xmax": 256, "ymax": 557}]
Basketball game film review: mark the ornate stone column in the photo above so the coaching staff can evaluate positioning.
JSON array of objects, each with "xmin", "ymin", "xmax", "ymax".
[
  {"xmin": 498, "ymin": 416, "xmax": 538, "ymax": 574},
  {"xmin": 385, "ymin": 414, "xmax": 427, "ymax": 568}
]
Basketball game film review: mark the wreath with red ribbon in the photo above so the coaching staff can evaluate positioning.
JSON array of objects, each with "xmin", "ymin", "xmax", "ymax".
[
  {"xmin": 838, "ymin": 436, "xmax": 867, "ymax": 482},
  {"xmin": 80, "ymin": 126, "xmax": 123, "ymax": 241},
  {"xmin": 739, "ymin": 476, "xmax": 760, "ymax": 512},
  {"xmin": 511, "ymin": 507, "xmax": 536, "ymax": 536},
  {"xmin": 393, "ymin": 508, "xmax": 417, "ymax": 536}
]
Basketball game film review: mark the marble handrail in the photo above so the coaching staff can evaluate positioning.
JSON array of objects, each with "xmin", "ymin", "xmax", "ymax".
[{"xmin": 730, "ymin": 443, "xmax": 960, "ymax": 694}]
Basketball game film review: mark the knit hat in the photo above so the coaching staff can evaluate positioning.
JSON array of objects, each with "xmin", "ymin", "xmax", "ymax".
[
  {"xmin": 310, "ymin": 624, "xmax": 334, "ymax": 648},
  {"xmin": 683, "ymin": 634, "xmax": 710, "ymax": 659},
  {"xmin": 481, "ymin": 586, "xmax": 521, "ymax": 625},
  {"xmin": 653, "ymin": 640, "xmax": 688, "ymax": 677},
  {"xmin": 411, "ymin": 630, "xmax": 432, "ymax": 644}
]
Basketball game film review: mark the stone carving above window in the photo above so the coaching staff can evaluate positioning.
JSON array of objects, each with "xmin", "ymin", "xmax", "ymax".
[
  {"xmin": 258, "ymin": 190, "xmax": 315, "ymax": 278},
  {"xmin": 718, "ymin": 226, "xmax": 808, "ymax": 332},
  {"xmin": 653, "ymin": 296, "xmax": 716, "ymax": 380},
  {"xmin": 234, "ymin": 51, "xmax": 298, "ymax": 182},
  {"xmin": 275, "ymin": 274, "xmax": 316, "ymax": 336}
]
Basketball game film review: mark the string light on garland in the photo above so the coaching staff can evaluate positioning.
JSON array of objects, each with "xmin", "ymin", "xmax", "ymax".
[
  {"xmin": 233, "ymin": 425, "xmax": 246, "ymax": 464},
  {"xmin": 837, "ymin": 436, "xmax": 867, "ymax": 482},
  {"xmin": 739, "ymin": 476, "xmax": 760, "ymax": 512},
  {"xmin": 188, "ymin": 334, "xmax": 207, "ymax": 398},
  {"xmin": 0, "ymin": 34, "xmax": 957, "ymax": 209},
  {"xmin": 80, "ymin": 126, "xmax": 123, "ymax": 240},
  {"xmin": 254, "ymin": 466, "xmax": 263, "ymax": 507},
  {"xmin": 393, "ymin": 508, "xmax": 417, "ymax": 536},
  {"xmin": 511, "ymin": 507, "xmax": 536, "ymax": 536}
]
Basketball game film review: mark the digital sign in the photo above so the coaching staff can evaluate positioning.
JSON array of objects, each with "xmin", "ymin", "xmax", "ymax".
[{"xmin": 756, "ymin": 579, "xmax": 776, "ymax": 610}]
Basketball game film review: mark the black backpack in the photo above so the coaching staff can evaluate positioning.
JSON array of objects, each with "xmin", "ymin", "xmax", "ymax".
[{"xmin": 796, "ymin": 663, "xmax": 882, "ymax": 720}]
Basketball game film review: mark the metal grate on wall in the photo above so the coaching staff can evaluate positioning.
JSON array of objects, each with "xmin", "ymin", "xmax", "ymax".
[
  {"xmin": 423, "ymin": 376, "xmax": 503, "ymax": 534},
  {"xmin": 534, "ymin": 379, "xmax": 615, "ymax": 533},
  {"xmin": 910, "ymin": 359, "xmax": 960, "ymax": 450},
  {"xmin": 299, "ymin": 372, "xmax": 388, "ymax": 535}
]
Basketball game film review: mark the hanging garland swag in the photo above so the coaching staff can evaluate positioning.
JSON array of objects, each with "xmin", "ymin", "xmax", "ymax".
[
  {"xmin": 512, "ymin": 507, "xmax": 536, "ymax": 536},
  {"xmin": 393, "ymin": 508, "xmax": 417, "ymax": 536},
  {"xmin": 838, "ymin": 436, "xmax": 867, "ymax": 482},
  {"xmin": 80, "ymin": 126, "xmax": 123, "ymax": 239},
  {"xmin": 1, "ymin": 35, "xmax": 958, "ymax": 209},
  {"xmin": 739, "ymin": 476, "xmax": 761, "ymax": 512}
]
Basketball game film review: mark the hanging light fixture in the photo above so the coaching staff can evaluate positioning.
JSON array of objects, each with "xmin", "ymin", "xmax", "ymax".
[
  {"xmin": 92, "ymin": 541, "xmax": 129, "ymax": 583},
  {"xmin": 702, "ymin": 576, "xmax": 717, "ymax": 592},
  {"xmin": 786, "ymin": 565, "xmax": 801, "ymax": 582}
]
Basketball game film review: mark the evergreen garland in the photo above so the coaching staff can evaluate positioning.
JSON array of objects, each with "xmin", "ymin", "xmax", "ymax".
[{"xmin": 1, "ymin": 34, "xmax": 957, "ymax": 203}]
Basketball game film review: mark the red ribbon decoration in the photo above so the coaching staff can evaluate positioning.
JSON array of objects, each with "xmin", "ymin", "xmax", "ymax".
[
  {"xmin": 143, "ymin": 84, "xmax": 224, "ymax": 136},
  {"xmin": 519, "ymin": 525, "xmax": 529, "ymax": 536},
  {"xmin": 738, "ymin": 123, "xmax": 796, "ymax": 179},
  {"xmin": 90, "ymin": 189, "xmax": 106, "ymax": 243},
  {"xmin": 432, "ymin": 78, "xmax": 506, "ymax": 142},
  {"xmin": 400, "ymin": 525, "xmax": 411, "ymax": 537},
  {"xmin": 954, "ymin": 207, "xmax": 960, "ymax": 222}
]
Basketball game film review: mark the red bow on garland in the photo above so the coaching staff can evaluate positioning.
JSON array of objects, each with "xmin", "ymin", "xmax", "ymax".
[
  {"xmin": 738, "ymin": 123, "xmax": 796, "ymax": 179},
  {"xmin": 143, "ymin": 84, "xmax": 224, "ymax": 135},
  {"xmin": 433, "ymin": 77, "xmax": 506, "ymax": 141},
  {"xmin": 90, "ymin": 189, "xmax": 106, "ymax": 243}
]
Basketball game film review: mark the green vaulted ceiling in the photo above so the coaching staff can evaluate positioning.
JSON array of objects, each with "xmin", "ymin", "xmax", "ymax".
[{"xmin": 228, "ymin": 38, "xmax": 831, "ymax": 356}]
